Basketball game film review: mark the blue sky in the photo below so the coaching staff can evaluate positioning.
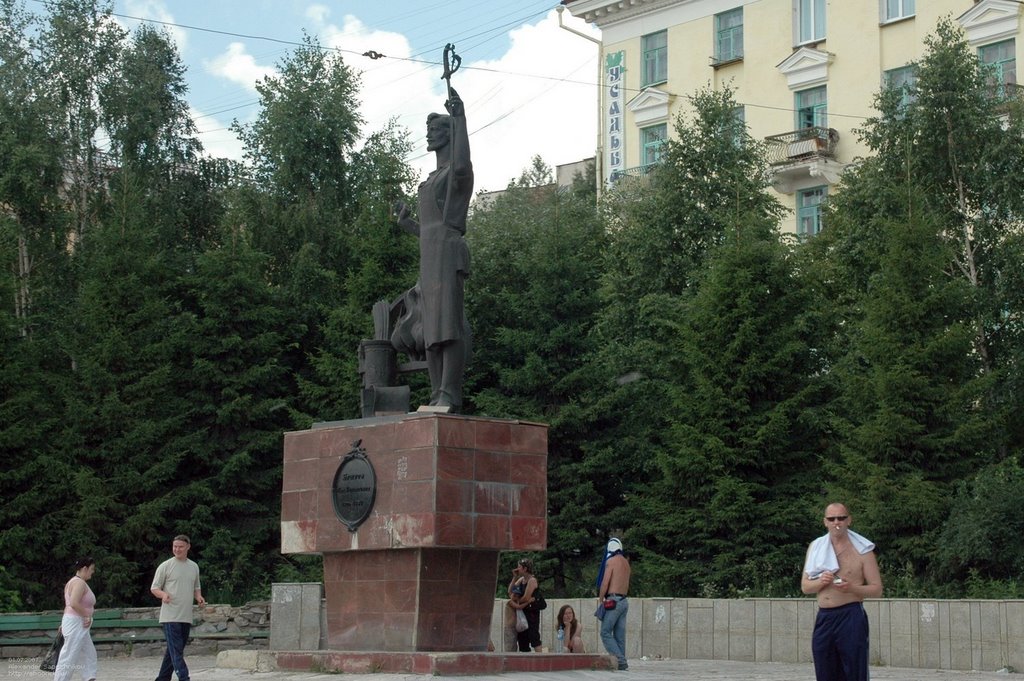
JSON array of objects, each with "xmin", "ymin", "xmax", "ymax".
[{"xmin": 109, "ymin": 0, "xmax": 600, "ymax": 192}]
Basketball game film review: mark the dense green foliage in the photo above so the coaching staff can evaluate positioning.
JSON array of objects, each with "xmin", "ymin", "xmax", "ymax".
[
  {"xmin": 1, "ymin": 3, "xmax": 1021, "ymax": 611},
  {"xmin": 466, "ymin": 158, "xmax": 607, "ymax": 596},
  {"xmin": 800, "ymin": 17, "xmax": 1024, "ymax": 596},
  {"xmin": 0, "ymin": 0, "xmax": 409, "ymax": 609}
]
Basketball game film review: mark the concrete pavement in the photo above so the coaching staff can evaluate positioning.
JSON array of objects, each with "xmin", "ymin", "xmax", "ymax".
[{"xmin": 2, "ymin": 654, "xmax": 1018, "ymax": 679}]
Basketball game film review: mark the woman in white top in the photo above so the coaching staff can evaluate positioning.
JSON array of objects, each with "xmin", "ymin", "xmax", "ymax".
[{"xmin": 54, "ymin": 557, "xmax": 97, "ymax": 681}]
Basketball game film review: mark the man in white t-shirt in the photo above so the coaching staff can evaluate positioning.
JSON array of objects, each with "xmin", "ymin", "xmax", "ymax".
[{"xmin": 151, "ymin": 535, "xmax": 205, "ymax": 681}]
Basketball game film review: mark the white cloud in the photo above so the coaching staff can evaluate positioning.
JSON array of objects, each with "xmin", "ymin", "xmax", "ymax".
[
  {"xmin": 448, "ymin": 9, "xmax": 600, "ymax": 191},
  {"xmin": 318, "ymin": 9, "xmax": 600, "ymax": 192},
  {"xmin": 304, "ymin": 4, "xmax": 331, "ymax": 25},
  {"xmin": 190, "ymin": 105, "xmax": 246, "ymax": 161},
  {"xmin": 205, "ymin": 42, "xmax": 277, "ymax": 92},
  {"xmin": 314, "ymin": 13, "xmax": 426, "ymax": 128},
  {"xmin": 177, "ymin": 5, "xmax": 599, "ymax": 193},
  {"xmin": 121, "ymin": 0, "xmax": 188, "ymax": 51}
]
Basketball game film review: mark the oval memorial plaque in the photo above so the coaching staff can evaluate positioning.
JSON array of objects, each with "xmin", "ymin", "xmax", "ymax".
[{"xmin": 331, "ymin": 440, "xmax": 377, "ymax": 532}]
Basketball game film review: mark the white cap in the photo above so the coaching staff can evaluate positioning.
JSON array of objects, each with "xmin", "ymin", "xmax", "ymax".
[{"xmin": 606, "ymin": 538, "xmax": 622, "ymax": 554}]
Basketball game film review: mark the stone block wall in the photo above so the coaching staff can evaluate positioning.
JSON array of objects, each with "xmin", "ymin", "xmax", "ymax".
[
  {"xmin": 0, "ymin": 602, "xmax": 270, "ymax": 660},
  {"xmin": 487, "ymin": 597, "xmax": 1024, "ymax": 672},
  {"xmin": 12, "ymin": 592, "xmax": 1004, "ymax": 672}
]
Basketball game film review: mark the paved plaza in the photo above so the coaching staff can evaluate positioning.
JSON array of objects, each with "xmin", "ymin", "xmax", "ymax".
[{"xmin": 2, "ymin": 654, "xmax": 1018, "ymax": 680}]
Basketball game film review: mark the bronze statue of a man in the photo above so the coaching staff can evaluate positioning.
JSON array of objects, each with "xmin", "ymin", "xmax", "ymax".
[{"xmin": 393, "ymin": 87, "xmax": 473, "ymax": 412}]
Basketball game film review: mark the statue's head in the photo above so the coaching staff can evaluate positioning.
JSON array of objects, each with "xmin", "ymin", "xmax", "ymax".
[{"xmin": 426, "ymin": 112, "xmax": 451, "ymax": 151}]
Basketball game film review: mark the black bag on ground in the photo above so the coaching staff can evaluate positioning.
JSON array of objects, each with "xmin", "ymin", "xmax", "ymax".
[{"xmin": 40, "ymin": 631, "xmax": 64, "ymax": 672}]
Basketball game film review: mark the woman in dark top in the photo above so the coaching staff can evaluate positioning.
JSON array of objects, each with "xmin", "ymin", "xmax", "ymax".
[{"xmin": 507, "ymin": 558, "xmax": 542, "ymax": 652}]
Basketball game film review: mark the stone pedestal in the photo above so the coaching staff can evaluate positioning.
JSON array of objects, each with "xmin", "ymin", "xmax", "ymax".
[
  {"xmin": 269, "ymin": 583, "xmax": 323, "ymax": 651},
  {"xmin": 281, "ymin": 413, "xmax": 547, "ymax": 652}
]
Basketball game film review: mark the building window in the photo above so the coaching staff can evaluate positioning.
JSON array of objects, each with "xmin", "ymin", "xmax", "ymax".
[
  {"xmin": 883, "ymin": 0, "xmax": 915, "ymax": 22},
  {"xmin": 642, "ymin": 30, "xmax": 668, "ymax": 87},
  {"xmin": 715, "ymin": 8, "xmax": 744, "ymax": 63},
  {"xmin": 795, "ymin": 86, "xmax": 827, "ymax": 129},
  {"xmin": 884, "ymin": 65, "xmax": 917, "ymax": 109},
  {"xmin": 797, "ymin": 186, "xmax": 827, "ymax": 236},
  {"xmin": 798, "ymin": 0, "xmax": 826, "ymax": 44},
  {"xmin": 730, "ymin": 106, "xmax": 746, "ymax": 146},
  {"xmin": 641, "ymin": 123, "xmax": 667, "ymax": 166},
  {"xmin": 979, "ymin": 39, "xmax": 1017, "ymax": 96}
]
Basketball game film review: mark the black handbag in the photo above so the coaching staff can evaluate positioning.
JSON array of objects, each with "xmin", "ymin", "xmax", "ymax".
[
  {"xmin": 40, "ymin": 631, "xmax": 64, "ymax": 672},
  {"xmin": 530, "ymin": 588, "xmax": 547, "ymax": 611}
]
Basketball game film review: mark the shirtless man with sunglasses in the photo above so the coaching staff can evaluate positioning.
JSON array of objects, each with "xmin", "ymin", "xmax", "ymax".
[{"xmin": 801, "ymin": 503, "xmax": 883, "ymax": 681}]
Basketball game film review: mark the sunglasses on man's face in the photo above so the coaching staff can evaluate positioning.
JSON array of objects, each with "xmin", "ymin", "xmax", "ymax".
[{"xmin": 825, "ymin": 515, "xmax": 849, "ymax": 522}]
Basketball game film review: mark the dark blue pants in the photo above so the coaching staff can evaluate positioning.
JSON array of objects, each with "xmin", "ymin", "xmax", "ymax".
[
  {"xmin": 812, "ymin": 602, "xmax": 869, "ymax": 681},
  {"xmin": 156, "ymin": 622, "xmax": 191, "ymax": 681}
]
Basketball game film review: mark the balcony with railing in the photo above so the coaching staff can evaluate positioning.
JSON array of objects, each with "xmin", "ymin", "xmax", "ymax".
[
  {"xmin": 764, "ymin": 126, "xmax": 839, "ymax": 166},
  {"xmin": 609, "ymin": 162, "xmax": 660, "ymax": 184},
  {"xmin": 764, "ymin": 126, "xmax": 842, "ymax": 194}
]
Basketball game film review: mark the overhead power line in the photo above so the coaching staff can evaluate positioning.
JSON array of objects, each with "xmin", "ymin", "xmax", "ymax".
[{"xmin": 27, "ymin": 0, "xmax": 877, "ymax": 145}]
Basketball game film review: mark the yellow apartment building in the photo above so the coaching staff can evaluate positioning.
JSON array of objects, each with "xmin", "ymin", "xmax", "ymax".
[{"xmin": 562, "ymin": 0, "xmax": 1022, "ymax": 235}]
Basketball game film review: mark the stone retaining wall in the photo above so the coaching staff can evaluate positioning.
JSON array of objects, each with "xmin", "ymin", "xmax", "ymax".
[
  {"xmin": 488, "ymin": 597, "xmax": 1024, "ymax": 673},
  {"xmin": 267, "ymin": 585, "xmax": 1024, "ymax": 672},
  {"xmin": 0, "ymin": 602, "xmax": 270, "ymax": 659},
  {"xmin": 11, "ymin": 593, "xmax": 1022, "ymax": 673}
]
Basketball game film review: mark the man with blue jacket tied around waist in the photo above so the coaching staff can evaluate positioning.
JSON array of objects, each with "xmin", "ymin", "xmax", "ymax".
[
  {"xmin": 596, "ymin": 538, "xmax": 631, "ymax": 671},
  {"xmin": 801, "ymin": 503, "xmax": 883, "ymax": 681}
]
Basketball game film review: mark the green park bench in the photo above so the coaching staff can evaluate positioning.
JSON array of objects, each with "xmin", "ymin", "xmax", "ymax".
[
  {"xmin": 0, "ymin": 609, "xmax": 162, "ymax": 646},
  {"xmin": 0, "ymin": 608, "xmax": 268, "ymax": 648}
]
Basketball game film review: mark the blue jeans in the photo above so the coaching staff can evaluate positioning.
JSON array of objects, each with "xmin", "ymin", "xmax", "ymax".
[
  {"xmin": 600, "ymin": 596, "xmax": 629, "ymax": 669},
  {"xmin": 156, "ymin": 622, "xmax": 191, "ymax": 681}
]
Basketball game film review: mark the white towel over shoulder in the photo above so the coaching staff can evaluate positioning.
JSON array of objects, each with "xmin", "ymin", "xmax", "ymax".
[{"xmin": 803, "ymin": 531, "xmax": 874, "ymax": 578}]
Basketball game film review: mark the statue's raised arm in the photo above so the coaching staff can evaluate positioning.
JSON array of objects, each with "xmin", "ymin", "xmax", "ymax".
[{"xmin": 444, "ymin": 88, "xmax": 471, "ymax": 184}]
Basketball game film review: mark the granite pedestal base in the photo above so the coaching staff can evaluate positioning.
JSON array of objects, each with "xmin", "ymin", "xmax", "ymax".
[
  {"xmin": 323, "ymin": 548, "xmax": 498, "ymax": 651},
  {"xmin": 272, "ymin": 651, "xmax": 616, "ymax": 675},
  {"xmin": 281, "ymin": 413, "xmax": 548, "ymax": 653}
]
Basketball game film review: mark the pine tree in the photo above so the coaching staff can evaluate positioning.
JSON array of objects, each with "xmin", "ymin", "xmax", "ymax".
[
  {"xmin": 175, "ymin": 236, "xmax": 297, "ymax": 602},
  {"xmin": 466, "ymin": 158, "xmax": 606, "ymax": 595},
  {"xmin": 581, "ymin": 86, "xmax": 794, "ymax": 596},
  {"xmin": 627, "ymin": 224, "xmax": 825, "ymax": 596},
  {"xmin": 802, "ymin": 18, "xmax": 1024, "ymax": 590},
  {"xmin": 303, "ymin": 121, "xmax": 419, "ymax": 419},
  {"xmin": 601, "ymin": 86, "xmax": 787, "ymax": 339}
]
